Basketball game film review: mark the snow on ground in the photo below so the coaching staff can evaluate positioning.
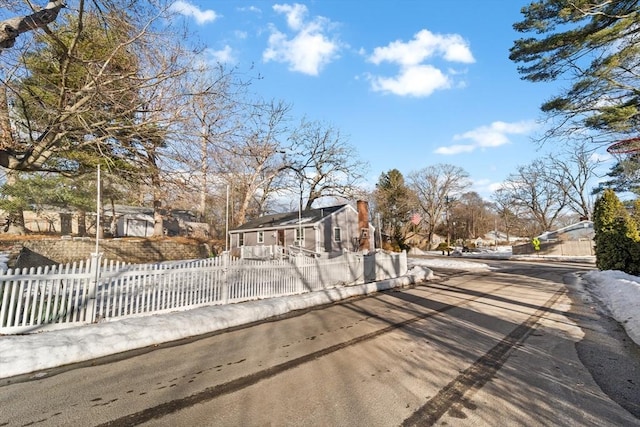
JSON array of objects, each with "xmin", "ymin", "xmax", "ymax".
[{"xmin": 0, "ymin": 252, "xmax": 638, "ymax": 380}]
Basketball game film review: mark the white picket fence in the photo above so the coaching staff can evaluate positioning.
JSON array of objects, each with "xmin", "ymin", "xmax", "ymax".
[{"xmin": 0, "ymin": 250, "xmax": 407, "ymax": 334}]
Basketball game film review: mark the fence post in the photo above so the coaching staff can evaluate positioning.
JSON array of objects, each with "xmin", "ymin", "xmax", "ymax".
[
  {"xmin": 86, "ymin": 252, "xmax": 103, "ymax": 323},
  {"xmin": 221, "ymin": 252, "xmax": 229, "ymax": 304},
  {"xmin": 400, "ymin": 250, "xmax": 408, "ymax": 276}
]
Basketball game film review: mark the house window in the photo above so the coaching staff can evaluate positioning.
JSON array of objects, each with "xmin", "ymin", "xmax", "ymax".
[
  {"xmin": 257, "ymin": 231, "xmax": 264, "ymax": 244},
  {"xmin": 238, "ymin": 233, "xmax": 244, "ymax": 247},
  {"xmin": 295, "ymin": 228, "xmax": 305, "ymax": 244},
  {"xmin": 333, "ymin": 227, "xmax": 342, "ymax": 242}
]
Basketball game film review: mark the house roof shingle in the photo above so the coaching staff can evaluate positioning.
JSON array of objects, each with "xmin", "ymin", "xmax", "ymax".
[{"xmin": 231, "ymin": 205, "xmax": 348, "ymax": 232}]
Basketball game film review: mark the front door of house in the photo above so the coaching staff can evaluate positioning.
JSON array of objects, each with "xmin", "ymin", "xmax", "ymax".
[{"xmin": 277, "ymin": 229, "xmax": 285, "ymax": 246}]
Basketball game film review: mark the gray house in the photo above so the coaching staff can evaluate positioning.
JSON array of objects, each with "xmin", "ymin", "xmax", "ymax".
[{"xmin": 229, "ymin": 204, "xmax": 375, "ymax": 257}]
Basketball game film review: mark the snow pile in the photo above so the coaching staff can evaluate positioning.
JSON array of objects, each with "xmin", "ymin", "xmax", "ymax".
[{"xmin": 584, "ymin": 270, "xmax": 640, "ymax": 345}]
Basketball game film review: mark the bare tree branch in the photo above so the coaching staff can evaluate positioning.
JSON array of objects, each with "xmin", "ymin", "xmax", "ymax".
[{"xmin": 0, "ymin": 1, "xmax": 66, "ymax": 49}]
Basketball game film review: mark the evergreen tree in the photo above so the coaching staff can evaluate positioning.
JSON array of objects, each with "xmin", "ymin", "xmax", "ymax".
[
  {"xmin": 592, "ymin": 189, "xmax": 640, "ymax": 274},
  {"xmin": 591, "ymin": 154, "xmax": 640, "ymax": 196},
  {"xmin": 510, "ymin": 1, "xmax": 640, "ymax": 142},
  {"xmin": 10, "ymin": 10, "xmax": 144, "ymax": 174},
  {"xmin": 373, "ymin": 169, "xmax": 415, "ymax": 251}
]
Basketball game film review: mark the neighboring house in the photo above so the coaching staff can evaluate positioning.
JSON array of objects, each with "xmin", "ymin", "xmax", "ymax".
[
  {"xmin": 512, "ymin": 220, "xmax": 595, "ymax": 256},
  {"xmin": 537, "ymin": 220, "xmax": 594, "ymax": 241},
  {"xmin": 21, "ymin": 208, "xmax": 78, "ymax": 235},
  {"xmin": 115, "ymin": 211, "xmax": 155, "ymax": 237},
  {"xmin": 229, "ymin": 204, "xmax": 375, "ymax": 257},
  {"xmin": 477, "ymin": 231, "xmax": 527, "ymax": 247},
  {"xmin": 2, "ymin": 205, "xmax": 209, "ymax": 238},
  {"xmin": 106, "ymin": 206, "xmax": 209, "ymax": 238}
]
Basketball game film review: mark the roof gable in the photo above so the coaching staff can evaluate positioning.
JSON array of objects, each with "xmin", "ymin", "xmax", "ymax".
[{"xmin": 232, "ymin": 204, "xmax": 350, "ymax": 232}]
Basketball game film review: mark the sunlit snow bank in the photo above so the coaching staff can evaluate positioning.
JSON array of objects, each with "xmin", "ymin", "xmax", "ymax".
[
  {"xmin": 408, "ymin": 257, "xmax": 492, "ymax": 271},
  {"xmin": 583, "ymin": 270, "xmax": 640, "ymax": 345}
]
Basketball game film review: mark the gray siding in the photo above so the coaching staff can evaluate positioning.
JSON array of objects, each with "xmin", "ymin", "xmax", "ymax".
[
  {"xmin": 230, "ymin": 205, "xmax": 375, "ymax": 253},
  {"xmin": 317, "ymin": 208, "xmax": 356, "ymax": 252}
]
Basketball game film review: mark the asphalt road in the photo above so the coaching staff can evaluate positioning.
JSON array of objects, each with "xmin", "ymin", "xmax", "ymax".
[{"xmin": 0, "ymin": 259, "xmax": 638, "ymax": 426}]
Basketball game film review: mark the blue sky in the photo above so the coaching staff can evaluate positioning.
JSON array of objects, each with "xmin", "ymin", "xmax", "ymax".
[{"xmin": 168, "ymin": 1, "xmax": 609, "ymax": 199}]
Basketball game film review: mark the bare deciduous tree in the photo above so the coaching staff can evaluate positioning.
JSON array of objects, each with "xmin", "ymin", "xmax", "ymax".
[
  {"xmin": 217, "ymin": 99, "xmax": 291, "ymax": 226},
  {"xmin": 544, "ymin": 142, "xmax": 601, "ymax": 220},
  {"xmin": 285, "ymin": 119, "xmax": 369, "ymax": 210},
  {"xmin": 492, "ymin": 187, "xmax": 528, "ymax": 241},
  {"xmin": 164, "ymin": 64, "xmax": 251, "ymax": 224},
  {"xmin": 0, "ymin": 0, "xmax": 65, "ymax": 50},
  {"xmin": 408, "ymin": 164, "xmax": 470, "ymax": 249},
  {"xmin": 500, "ymin": 164, "xmax": 568, "ymax": 235},
  {"xmin": 449, "ymin": 191, "xmax": 493, "ymax": 242}
]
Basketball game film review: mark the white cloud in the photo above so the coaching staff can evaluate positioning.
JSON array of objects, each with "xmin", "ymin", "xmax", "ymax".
[
  {"xmin": 366, "ymin": 29, "xmax": 474, "ymax": 97},
  {"xmin": 435, "ymin": 120, "xmax": 538, "ymax": 155},
  {"xmin": 589, "ymin": 152, "xmax": 612, "ymax": 163},
  {"xmin": 273, "ymin": 3, "xmax": 307, "ymax": 31},
  {"xmin": 169, "ymin": 1, "xmax": 218, "ymax": 25},
  {"xmin": 369, "ymin": 29, "xmax": 474, "ymax": 66},
  {"xmin": 434, "ymin": 144, "xmax": 475, "ymax": 155},
  {"xmin": 263, "ymin": 3, "xmax": 340, "ymax": 76},
  {"xmin": 469, "ymin": 178, "xmax": 504, "ymax": 197},
  {"xmin": 207, "ymin": 45, "xmax": 235, "ymax": 63},
  {"xmin": 370, "ymin": 65, "xmax": 450, "ymax": 97},
  {"xmin": 488, "ymin": 181, "xmax": 505, "ymax": 192},
  {"xmin": 238, "ymin": 6, "xmax": 261, "ymax": 14}
]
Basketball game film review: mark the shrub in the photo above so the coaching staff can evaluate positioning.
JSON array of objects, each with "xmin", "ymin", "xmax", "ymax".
[{"xmin": 593, "ymin": 189, "xmax": 640, "ymax": 274}]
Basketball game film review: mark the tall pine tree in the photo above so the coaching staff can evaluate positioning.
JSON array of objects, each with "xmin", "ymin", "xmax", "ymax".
[
  {"xmin": 374, "ymin": 169, "xmax": 415, "ymax": 251},
  {"xmin": 510, "ymin": 1, "xmax": 640, "ymax": 143}
]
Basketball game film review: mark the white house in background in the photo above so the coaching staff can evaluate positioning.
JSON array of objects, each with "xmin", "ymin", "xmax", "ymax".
[
  {"xmin": 537, "ymin": 220, "xmax": 594, "ymax": 241},
  {"xmin": 512, "ymin": 220, "xmax": 595, "ymax": 256},
  {"xmin": 229, "ymin": 204, "xmax": 375, "ymax": 258},
  {"xmin": 476, "ymin": 231, "xmax": 526, "ymax": 247},
  {"xmin": 107, "ymin": 206, "xmax": 209, "ymax": 238},
  {"xmin": 116, "ymin": 212, "xmax": 154, "ymax": 237}
]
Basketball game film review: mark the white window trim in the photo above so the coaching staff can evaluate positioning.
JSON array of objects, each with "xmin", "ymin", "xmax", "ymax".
[
  {"xmin": 333, "ymin": 227, "xmax": 342, "ymax": 242},
  {"xmin": 257, "ymin": 230, "xmax": 264, "ymax": 244}
]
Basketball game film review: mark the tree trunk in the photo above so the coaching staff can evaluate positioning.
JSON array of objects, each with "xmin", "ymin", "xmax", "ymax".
[
  {"xmin": 153, "ymin": 173, "xmax": 164, "ymax": 236},
  {"xmin": 0, "ymin": 1, "xmax": 66, "ymax": 50},
  {"xmin": 77, "ymin": 211, "xmax": 87, "ymax": 236},
  {"xmin": 198, "ymin": 126, "xmax": 207, "ymax": 222},
  {"xmin": 109, "ymin": 198, "xmax": 117, "ymax": 237},
  {"xmin": 153, "ymin": 201, "xmax": 163, "ymax": 236},
  {"xmin": 0, "ymin": 86, "xmax": 25, "ymax": 234},
  {"xmin": 0, "ymin": 85, "xmax": 13, "ymax": 148},
  {"xmin": 1, "ymin": 170, "xmax": 26, "ymax": 234}
]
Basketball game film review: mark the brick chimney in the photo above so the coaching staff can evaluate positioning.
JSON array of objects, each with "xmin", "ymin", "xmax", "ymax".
[{"xmin": 357, "ymin": 200, "xmax": 370, "ymax": 252}]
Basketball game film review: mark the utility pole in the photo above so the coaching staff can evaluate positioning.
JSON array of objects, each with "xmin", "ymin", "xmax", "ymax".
[{"xmin": 445, "ymin": 195, "xmax": 451, "ymax": 256}]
